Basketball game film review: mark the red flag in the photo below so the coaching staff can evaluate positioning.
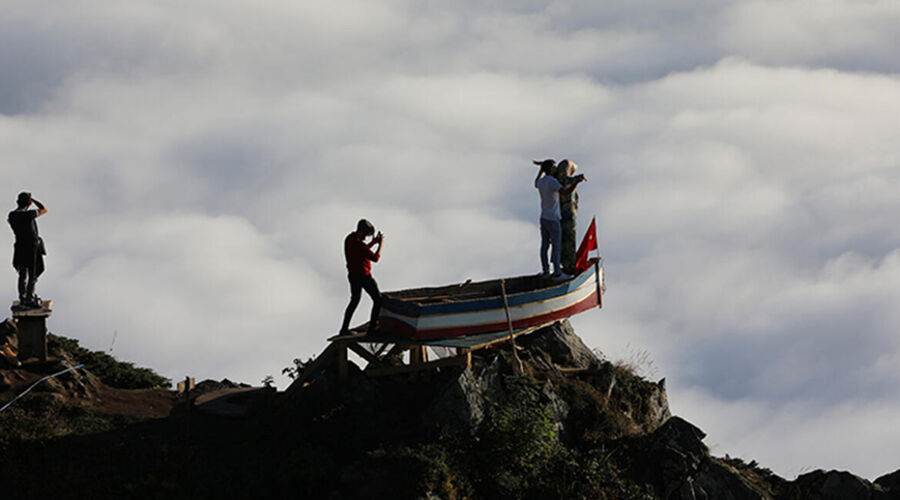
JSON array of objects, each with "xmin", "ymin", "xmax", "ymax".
[{"xmin": 575, "ymin": 217, "xmax": 598, "ymax": 273}]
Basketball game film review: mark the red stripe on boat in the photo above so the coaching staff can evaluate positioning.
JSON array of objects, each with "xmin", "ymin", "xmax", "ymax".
[{"xmin": 379, "ymin": 289, "xmax": 600, "ymax": 340}]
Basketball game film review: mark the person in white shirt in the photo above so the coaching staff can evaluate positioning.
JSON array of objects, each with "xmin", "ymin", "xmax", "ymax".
[{"xmin": 533, "ymin": 159, "xmax": 566, "ymax": 278}]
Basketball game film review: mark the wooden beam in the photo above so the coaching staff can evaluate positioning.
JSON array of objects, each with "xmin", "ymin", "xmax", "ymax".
[
  {"xmin": 384, "ymin": 343, "xmax": 410, "ymax": 358},
  {"xmin": 347, "ymin": 342, "xmax": 384, "ymax": 367},
  {"xmin": 327, "ymin": 332, "xmax": 367, "ymax": 342},
  {"xmin": 337, "ymin": 341, "xmax": 348, "ymax": 380},
  {"xmin": 557, "ymin": 366, "xmax": 591, "ymax": 374},
  {"xmin": 366, "ymin": 354, "xmax": 470, "ymax": 377},
  {"xmin": 457, "ymin": 347, "xmax": 472, "ymax": 368},
  {"xmin": 373, "ymin": 343, "xmax": 389, "ymax": 357},
  {"xmin": 286, "ymin": 341, "xmax": 340, "ymax": 394},
  {"xmin": 467, "ymin": 321, "xmax": 553, "ymax": 350}
]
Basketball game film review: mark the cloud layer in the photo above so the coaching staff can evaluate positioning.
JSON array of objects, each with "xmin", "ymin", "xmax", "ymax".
[{"xmin": 2, "ymin": 0, "xmax": 899, "ymax": 480}]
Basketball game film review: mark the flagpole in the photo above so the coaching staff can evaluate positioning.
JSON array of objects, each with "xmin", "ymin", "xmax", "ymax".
[{"xmin": 592, "ymin": 216, "xmax": 602, "ymax": 308}]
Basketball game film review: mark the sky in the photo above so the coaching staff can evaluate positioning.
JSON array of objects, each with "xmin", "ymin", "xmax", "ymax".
[{"xmin": 2, "ymin": 0, "xmax": 900, "ymax": 481}]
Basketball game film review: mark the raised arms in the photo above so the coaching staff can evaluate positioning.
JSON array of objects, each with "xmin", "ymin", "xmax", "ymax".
[{"xmin": 31, "ymin": 198, "xmax": 48, "ymax": 217}]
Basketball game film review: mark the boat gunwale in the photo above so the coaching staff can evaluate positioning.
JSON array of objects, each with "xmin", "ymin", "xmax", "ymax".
[
  {"xmin": 380, "ymin": 287, "xmax": 600, "ymax": 340},
  {"xmin": 381, "ymin": 258, "xmax": 602, "ymax": 317}
]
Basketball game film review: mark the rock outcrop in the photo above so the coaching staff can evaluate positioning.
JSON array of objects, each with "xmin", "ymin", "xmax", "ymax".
[
  {"xmin": 632, "ymin": 417, "xmax": 771, "ymax": 499},
  {"xmin": 6, "ymin": 320, "xmax": 899, "ymax": 500},
  {"xmin": 791, "ymin": 469, "xmax": 900, "ymax": 500},
  {"xmin": 877, "ymin": 470, "xmax": 900, "ymax": 494},
  {"xmin": 518, "ymin": 319, "xmax": 602, "ymax": 369}
]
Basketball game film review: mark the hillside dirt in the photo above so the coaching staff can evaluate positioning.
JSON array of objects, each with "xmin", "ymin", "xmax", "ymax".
[{"xmin": 1, "ymin": 359, "xmax": 178, "ymax": 418}]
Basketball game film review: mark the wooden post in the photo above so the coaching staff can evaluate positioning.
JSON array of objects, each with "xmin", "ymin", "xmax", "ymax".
[
  {"xmin": 177, "ymin": 377, "xmax": 195, "ymax": 393},
  {"xmin": 409, "ymin": 345, "xmax": 424, "ymax": 381},
  {"xmin": 347, "ymin": 342, "xmax": 384, "ymax": 368},
  {"xmin": 499, "ymin": 280, "xmax": 524, "ymax": 375},
  {"xmin": 12, "ymin": 300, "xmax": 52, "ymax": 361},
  {"xmin": 337, "ymin": 341, "xmax": 348, "ymax": 380},
  {"xmin": 183, "ymin": 375, "xmax": 192, "ymax": 443},
  {"xmin": 458, "ymin": 347, "xmax": 472, "ymax": 368}
]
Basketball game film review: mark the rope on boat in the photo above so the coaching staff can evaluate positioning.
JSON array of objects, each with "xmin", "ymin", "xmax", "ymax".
[
  {"xmin": 0, "ymin": 364, "xmax": 85, "ymax": 413},
  {"xmin": 499, "ymin": 279, "xmax": 524, "ymax": 375}
]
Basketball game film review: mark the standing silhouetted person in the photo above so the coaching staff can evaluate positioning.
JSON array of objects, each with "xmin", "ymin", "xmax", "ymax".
[
  {"xmin": 534, "ymin": 159, "xmax": 567, "ymax": 278},
  {"xmin": 340, "ymin": 219, "xmax": 384, "ymax": 336},
  {"xmin": 554, "ymin": 159, "xmax": 587, "ymax": 274},
  {"xmin": 8, "ymin": 192, "xmax": 47, "ymax": 306}
]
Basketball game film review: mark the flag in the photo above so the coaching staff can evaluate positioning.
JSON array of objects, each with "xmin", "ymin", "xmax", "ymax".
[{"xmin": 575, "ymin": 217, "xmax": 598, "ymax": 273}]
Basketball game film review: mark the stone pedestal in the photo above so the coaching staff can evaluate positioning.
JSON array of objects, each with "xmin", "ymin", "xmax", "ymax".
[{"xmin": 12, "ymin": 299, "xmax": 52, "ymax": 361}]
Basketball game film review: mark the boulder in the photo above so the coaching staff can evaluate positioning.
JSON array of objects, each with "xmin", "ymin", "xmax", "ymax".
[
  {"xmin": 518, "ymin": 319, "xmax": 601, "ymax": 369},
  {"xmin": 1, "ymin": 318, "xmax": 17, "ymax": 348},
  {"xmin": 694, "ymin": 460, "xmax": 772, "ymax": 500},
  {"xmin": 0, "ymin": 319, "xmax": 20, "ymax": 368},
  {"xmin": 192, "ymin": 378, "xmax": 250, "ymax": 396},
  {"xmin": 639, "ymin": 416, "xmax": 710, "ymax": 497},
  {"xmin": 636, "ymin": 417, "xmax": 773, "ymax": 499},
  {"xmin": 794, "ymin": 469, "xmax": 897, "ymax": 500},
  {"xmin": 876, "ymin": 469, "xmax": 900, "ymax": 493},
  {"xmin": 41, "ymin": 350, "xmax": 103, "ymax": 399},
  {"xmin": 423, "ymin": 366, "xmax": 486, "ymax": 431},
  {"xmin": 647, "ymin": 377, "xmax": 672, "ymax": 428},
  {"xmin": 540, "ymin": 380, "xmax": 569, "ymax": 435},
  {"xmin": 422, "ymin": 352, "xmax": 574, "ymax": 435}
]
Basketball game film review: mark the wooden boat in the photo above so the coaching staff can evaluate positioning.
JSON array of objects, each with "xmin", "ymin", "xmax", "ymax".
[{"xmin": 378, "ymin": 258, "xmax": 603, "ymax": 340}]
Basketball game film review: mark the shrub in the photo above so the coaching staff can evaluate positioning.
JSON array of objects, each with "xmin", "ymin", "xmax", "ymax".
[{"xmin": 47, "ymin": 334, "xmax": 170, "ymax": 389}]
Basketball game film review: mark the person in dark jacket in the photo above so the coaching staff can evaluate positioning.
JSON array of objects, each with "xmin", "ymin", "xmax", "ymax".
[
  {"xmin": 8, "ymin": 192, "xmax": 48, "ymax": 306},
  {"xmin": 339, "ymin": 219, "xmax": 384, "ymax": 336},
  {"xmin": 554, "ymin": 159, "xmax": 586, "ymax": 274}
]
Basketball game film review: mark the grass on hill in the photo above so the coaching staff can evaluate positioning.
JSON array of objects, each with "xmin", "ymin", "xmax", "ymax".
[{"xmin": 47, "ymin": 334, "xmax": 171, "ymax": 390}]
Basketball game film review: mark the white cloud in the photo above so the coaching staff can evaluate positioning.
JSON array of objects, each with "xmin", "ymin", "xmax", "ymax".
[
  {"xmin": 2, "ymin": 0, "xmax": 900, "ymax": 480},
  {"xmin": 673, "ymin": 387, "xmax": 900, "ymax": 480},
  {"xmin": 723, "ymin": 0, "xmax": 900, "ymax": 72}
]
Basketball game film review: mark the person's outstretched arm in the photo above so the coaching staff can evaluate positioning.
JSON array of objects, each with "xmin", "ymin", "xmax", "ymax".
[
  {"xmin": 534, "ymin": 168, "xmax": 545, "ymax": 187},
  {"xmin": 559, "ymin": 173, "xmax": 587, "ymax": 192},
  {"xmin": 373, "ymin": 233, "xmax": 384, "ymax": 261},
  {"xmin": 31, "ymin": 198, "xmax": 47, "ymax": 217}
]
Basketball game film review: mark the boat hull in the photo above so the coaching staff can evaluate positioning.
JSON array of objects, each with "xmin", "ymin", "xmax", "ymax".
[{"xmin": 379, "ymin": 261, "xmax": 603, "ymax": 340}]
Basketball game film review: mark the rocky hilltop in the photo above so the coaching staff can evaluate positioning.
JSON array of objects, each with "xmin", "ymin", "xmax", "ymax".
[{"xmin": 1, "ymin": 321, "xmax": 898, "ymax": 499}]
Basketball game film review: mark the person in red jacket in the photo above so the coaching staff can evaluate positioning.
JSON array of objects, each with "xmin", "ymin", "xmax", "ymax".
[{"xmin": 340, "ymin": 219, "xmax": 384, "ymax": 336}]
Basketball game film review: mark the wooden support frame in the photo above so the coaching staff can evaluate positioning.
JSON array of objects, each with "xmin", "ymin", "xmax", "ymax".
[
  {"xmin": 289, "ymin": 320, "xmax": 564, "ymax": 392},
  {"xmin": 366, "ymin": 353, "xmax": 471, "ymax": 377},
  {"xmin": 347, "ymin": 342, "xmax": 384, "ymax": 366},
  {"xmin": 384, "ymin": 343, "xmax": 410, "ymax": 358}
]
